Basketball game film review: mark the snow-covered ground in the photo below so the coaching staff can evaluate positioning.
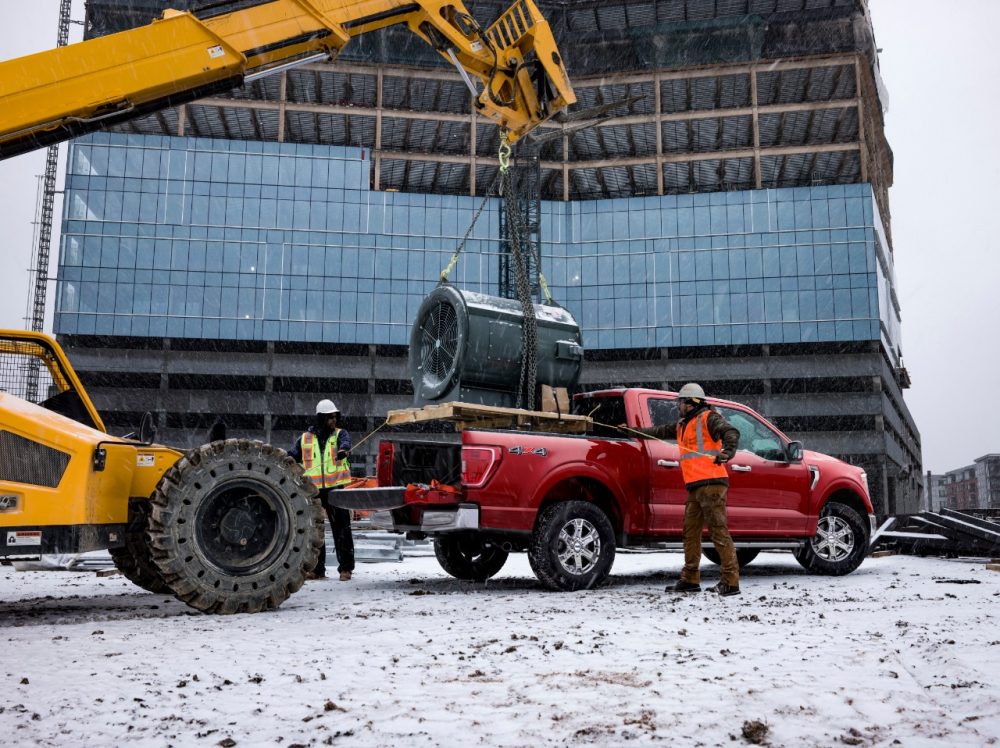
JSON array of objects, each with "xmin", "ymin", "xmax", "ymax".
[{"xmin": 2, "ymin": 551, "xmax": 999, "ymax": 747}]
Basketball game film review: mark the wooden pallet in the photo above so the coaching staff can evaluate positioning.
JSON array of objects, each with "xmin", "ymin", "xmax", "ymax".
[{"xmin": 386, "ymin": 401, "xmax": 591, "ymax": 434}]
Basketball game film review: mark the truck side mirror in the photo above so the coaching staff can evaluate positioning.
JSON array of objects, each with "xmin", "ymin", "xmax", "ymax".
[{"xmin": 786, "ymin": 440, "xmax": 804, "ymax": 463}]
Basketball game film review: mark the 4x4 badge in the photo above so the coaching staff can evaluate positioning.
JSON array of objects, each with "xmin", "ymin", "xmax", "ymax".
[{"xmin": 509, "ymin": 446, "xmax": 547, "ymax": 456}]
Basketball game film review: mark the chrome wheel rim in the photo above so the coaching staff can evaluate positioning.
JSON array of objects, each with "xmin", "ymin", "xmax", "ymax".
[
  {"xmin": 556, "ymin": 517, "xmax": 601, "ymax": 575},
  {"xmin": 811, "ymin": 515, "xmax": 855, "ymax": 562}
]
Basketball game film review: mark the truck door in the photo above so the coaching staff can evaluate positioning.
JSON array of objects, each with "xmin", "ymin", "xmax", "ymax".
[
  {"xmin": 715, "ymin": 406, "xmax": 811, "ymax": 535},
  {"xmin": 642, "ymin": 396, "xmax": 687, "ymax": 534}
]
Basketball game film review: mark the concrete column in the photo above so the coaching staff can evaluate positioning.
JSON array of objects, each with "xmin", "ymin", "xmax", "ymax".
[
  {"xmin": 277, "ymin": 73, "xmax": 287, "ymax": 142},
  {"xmin": 750, "ymin": 65, "xmax": 762, "ymax": 189},
  {"xmin": 374, "ymin": 67, "xmax": 383, "ymax": 191}
]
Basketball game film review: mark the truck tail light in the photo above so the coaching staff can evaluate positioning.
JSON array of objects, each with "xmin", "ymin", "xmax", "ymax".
[
  {"xmin": 461, "ymin": 446, "xmax": 502, "ymax": 488},
  {"xmin": 377, "ymin": 441, "xmax": 395, "ymax": 486}
]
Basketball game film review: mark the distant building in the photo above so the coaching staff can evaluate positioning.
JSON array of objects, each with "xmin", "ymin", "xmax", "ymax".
[
  {"xmin": 925, "ymin": 472, "xmax": 946, "ymax": 513},
  {"xmin": 927, "ymin": 454, "xmax": 1000, "ymax": 512}
]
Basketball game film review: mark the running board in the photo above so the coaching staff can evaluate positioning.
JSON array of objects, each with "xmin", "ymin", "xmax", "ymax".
[{"xmin": 646, "ymin": 541, "xmax": 805, "ymax": 551}]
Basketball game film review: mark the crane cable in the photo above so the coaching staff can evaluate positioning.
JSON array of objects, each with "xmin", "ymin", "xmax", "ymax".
[
  {"xmin": 439, "ymin": 133, "xmax": 554, "ymax": 304},
  {"xmin": 438, "ymin": 135, "xmax": 504, "ymax": 283}
]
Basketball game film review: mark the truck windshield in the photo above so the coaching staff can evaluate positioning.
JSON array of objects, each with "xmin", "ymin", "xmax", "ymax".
[{"xmin": 573, "ymin": 395, "xmax": 626, "ymax": 438}]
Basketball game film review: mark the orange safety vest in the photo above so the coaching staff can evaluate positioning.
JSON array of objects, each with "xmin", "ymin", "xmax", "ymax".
[
  {"xmin": 301, "ymin": 429, "xmax": 351, "ymax": 489},
  {"xmin": 676, "ymin": 409, "xmax": 729, "ymax": 486}
]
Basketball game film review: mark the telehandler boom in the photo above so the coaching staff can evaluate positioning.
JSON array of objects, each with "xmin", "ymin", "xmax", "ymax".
[{"xmin": 0, "ymin": 0, "xmax": 574, "ymax": 159}]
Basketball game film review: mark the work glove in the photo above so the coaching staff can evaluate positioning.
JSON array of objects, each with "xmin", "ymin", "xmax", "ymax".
[
  {"xmin": 336, "ymin": 450, "xmax": 348, "ymax": 461},
  {"xmin": 714, "ymin": 453, "xmax": 731, "ymax": 465}
]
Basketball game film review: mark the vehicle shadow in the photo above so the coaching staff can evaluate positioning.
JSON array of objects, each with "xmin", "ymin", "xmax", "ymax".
[{"xmin": 367, "ymin": 556, "xmax": 880, "ymax": 596}]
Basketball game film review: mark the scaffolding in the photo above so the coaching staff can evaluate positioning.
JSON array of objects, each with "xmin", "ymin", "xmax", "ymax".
[{"xmin": 22, "ymin": 0, "xmax": 73, "ymax": 402}]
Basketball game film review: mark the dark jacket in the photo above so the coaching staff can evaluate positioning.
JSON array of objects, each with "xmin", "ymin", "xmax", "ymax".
[{"xmin": 634, "ymin": 403, "xmax": 740, "ymax": 489}]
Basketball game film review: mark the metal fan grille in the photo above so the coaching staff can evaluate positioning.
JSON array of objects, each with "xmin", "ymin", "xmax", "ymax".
[{"xmin": 418, "ymin": 300, "xmax": 459, "ymax": 386}]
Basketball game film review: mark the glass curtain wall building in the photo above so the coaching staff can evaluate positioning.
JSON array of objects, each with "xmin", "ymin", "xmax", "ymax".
[
  {"xmin": 59, "ymin": 134, "xmax": 892, "ymax": 351},
  {"xmin": 55, "ymin": 0, "xmax": 922, "ymax": 515}
]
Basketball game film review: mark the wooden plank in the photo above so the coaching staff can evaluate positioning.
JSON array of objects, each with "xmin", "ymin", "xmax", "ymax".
[
  {"xmin": 869, "ymin": 550, "xmax": 894, "ymax": 558},
  {"xmin": 986, "ymin": 564, "xmax": 1000, "ymax": 573},
  {"xmin": 385, "ymin": 401, "xmax": 591, "ymax": 434}
]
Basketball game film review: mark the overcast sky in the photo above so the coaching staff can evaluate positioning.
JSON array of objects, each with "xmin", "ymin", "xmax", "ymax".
[{"xmin": 0, "ymin": 1, "xmax": 997, "ymax": 474}]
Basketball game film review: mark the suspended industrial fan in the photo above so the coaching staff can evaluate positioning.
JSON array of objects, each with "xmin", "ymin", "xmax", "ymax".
[{"xmin": 409, "ymin": 284, "xmax": 583, "ymax": 408}]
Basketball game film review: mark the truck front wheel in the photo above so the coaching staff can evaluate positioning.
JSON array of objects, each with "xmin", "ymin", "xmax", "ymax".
[
  {"xmin": 434, "ymin": 534, "xmax": 508, "ymax": 582},
  {"xmin": 147, "ymin": 439, "xmax": 324, "ymax": 614},
  {"xmin": 529, "ymin": 501, "xmax": 616, "ymax": 591},
  {"xmin": 793, "ymin": 500, "xmax": 868, "ymax": 576}
]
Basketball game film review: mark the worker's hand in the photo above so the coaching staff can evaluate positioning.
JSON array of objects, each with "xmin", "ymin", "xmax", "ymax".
[
  {"xmin": 336, "ymin": 450, "xmax": 348, "ymax": 461},
  {"xmin": 714, "ymin": 454, "xmax": 731, "ymax": 465}
]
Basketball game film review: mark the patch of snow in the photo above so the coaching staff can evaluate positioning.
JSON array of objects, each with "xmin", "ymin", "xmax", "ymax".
[{"xmin": 1, "ymin": 552, "xmax": 999, "ymax": 746}]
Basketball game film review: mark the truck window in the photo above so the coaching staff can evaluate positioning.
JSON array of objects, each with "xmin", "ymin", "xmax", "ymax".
[
  {"xmin": 717, "ymin": 406, "xmax": 786, "ymax": 462},
  {"xmin": 574, "ymin": 396, "xmax": 626, "ymax": 438},
  {"xmin": 647, "ymin": 398, "xmax": 679, "ymax": 440}
]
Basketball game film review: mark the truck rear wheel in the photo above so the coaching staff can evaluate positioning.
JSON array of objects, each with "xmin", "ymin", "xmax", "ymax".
[
  {"xmin": 528, "ymin": 501, "xmax": 616, "ymax": 591},
  {"xmin": 434, "ymin": 534, "xmax": 508, "ymax": 582},
  {"xmin": 147, "ymin": 439, "xmax": 324, "ymax": 614},
  {"xmin": 702, "ymin": 548, "xmax": 760, "ymax": 568},
  {"xmin": 110, "ymin": 500, "xmax": 170, "ymax": 594},
  {"xmin": 793, "ymin": 500, "xmax": 868, "ymax": 576}
]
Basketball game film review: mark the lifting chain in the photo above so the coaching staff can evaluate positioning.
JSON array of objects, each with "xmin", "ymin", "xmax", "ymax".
[
  {"xmin": 439, "ymin": 130, "xmax": 554, "ymax": 411},
  {"xmin": 439, "ymin": 139, "xmax": 504, "ymax": 283},
  {"xmin": 497, "ymin": 132, "xmax": 538, "ymax": 411}
]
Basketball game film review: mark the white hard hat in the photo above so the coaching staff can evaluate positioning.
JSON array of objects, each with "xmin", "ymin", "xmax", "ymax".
[
  {"xmin": 677, "ymin": 383, "xmax": 706, "ymax": 400},
  {"xmin": 316, "ymin": 399, "xmax": 339, "ymax": 415}
]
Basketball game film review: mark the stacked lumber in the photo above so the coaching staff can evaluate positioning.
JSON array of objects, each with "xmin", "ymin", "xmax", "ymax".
[{"xmin": 386, "ymin": 401, "xmax": 591, "ymax": 434}]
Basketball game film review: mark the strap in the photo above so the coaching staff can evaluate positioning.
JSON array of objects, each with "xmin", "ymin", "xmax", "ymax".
[{"xmin": 439, "ymin": 131, "xmax": 506, "ymax": 283}]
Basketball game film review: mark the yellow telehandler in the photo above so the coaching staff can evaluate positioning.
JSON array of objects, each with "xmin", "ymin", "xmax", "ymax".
[{"xmin": 0, "ymin": 0, "xmax": 575, "ymax": 613}]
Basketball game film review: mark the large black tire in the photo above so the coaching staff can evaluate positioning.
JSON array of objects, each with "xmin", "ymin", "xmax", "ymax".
[
  {"xmin": 528, "ymin": 501, "xmax": 616, "ymax": 591},
  {"xmin": 702, "ymin": 548, "xmax": 760, "ymax": 568},
  {"xmin": 147, "ymin": 439, "xmax": 324, "ymax": 614},
  {"xmin": 794, "ymin": 501, "xmax": 869, "ymax": 576},
  {"xmin": 109, "ymin": 500, "xmax": 170, "ymax": 594},
  {"xmin": 434, "ymin": 534, "xmax": 509, "ymax": 582}
]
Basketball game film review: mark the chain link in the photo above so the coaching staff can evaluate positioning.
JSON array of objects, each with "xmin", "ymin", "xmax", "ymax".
[{"xmin": 499, "ymin": 149, "xmax": 538, "ymax": 411}]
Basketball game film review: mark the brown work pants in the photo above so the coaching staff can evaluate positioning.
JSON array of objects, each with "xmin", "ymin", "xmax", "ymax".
[{"xmin": 680, "ymin": 483, "xmax": 739, "ymax": 587}]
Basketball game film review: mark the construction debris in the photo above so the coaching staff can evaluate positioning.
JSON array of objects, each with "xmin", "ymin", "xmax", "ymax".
[{"xmin": 873, "ymin": 507, "xmax": 1000, "ymax": 557}]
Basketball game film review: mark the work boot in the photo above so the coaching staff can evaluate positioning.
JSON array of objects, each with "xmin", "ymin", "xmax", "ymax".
[
  {"xmin": 339, "ymin": 570, "xmax": 352, "ymax": 582},
  {"xmin": 305, "ymin": 571, "xmax": 326, "ymax": 581},
  {"xmin": 666, "ymin": 580, "xmax": 701, "ymax": 593},
  {"xmin": 709, "ymin": 582, "xmax": 740, "ymax": 596}
]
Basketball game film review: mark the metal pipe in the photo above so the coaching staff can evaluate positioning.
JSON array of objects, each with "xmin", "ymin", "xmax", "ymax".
[{"xmin": 244, "ymin": 52, "xmax": 330, "ymax": 83}]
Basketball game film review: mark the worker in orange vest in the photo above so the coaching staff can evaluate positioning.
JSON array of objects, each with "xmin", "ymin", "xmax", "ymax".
[{"xmin": 633, "ymin": 383, "xmax": 742, "ymax": 596}]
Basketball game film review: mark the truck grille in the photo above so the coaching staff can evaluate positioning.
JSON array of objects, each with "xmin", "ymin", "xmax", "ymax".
[{"xmin": 0, "ymin": 430, "xmax": 70, "ymax": 488}]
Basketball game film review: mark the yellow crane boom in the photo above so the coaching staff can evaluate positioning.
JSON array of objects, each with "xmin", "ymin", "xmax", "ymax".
[{"xmin": 0, "ymin": 0, "xmax": 575, "ymax": 160}]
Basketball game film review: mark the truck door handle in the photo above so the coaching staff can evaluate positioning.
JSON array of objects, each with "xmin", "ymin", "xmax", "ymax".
[
  {"xmin": 657, "ymin": 459, "xmax": 679, "ymax": 468},
  {"xmin": 731, "ymin": 464, "xmax": 752, "ymax": 472}
]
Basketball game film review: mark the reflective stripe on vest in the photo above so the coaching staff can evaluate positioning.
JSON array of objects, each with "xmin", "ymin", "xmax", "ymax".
[
  {"xmin": 301, "ymin": 429, "xmax": 351, "ymax": 489},
  {"xmin": 676, "ymin": 409, "xmax": 728, "ymax": 485}
]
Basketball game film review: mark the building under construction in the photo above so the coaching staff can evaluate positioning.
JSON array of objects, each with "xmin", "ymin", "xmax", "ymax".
[{"xmin": 52, "ymin": 0, "xmax": 922, "ymax": 514}]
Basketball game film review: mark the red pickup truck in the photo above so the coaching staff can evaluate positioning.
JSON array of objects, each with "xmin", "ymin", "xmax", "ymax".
[{"xmin": 359, "ymin": 388, "xmax": 875, "ymax": 591}]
